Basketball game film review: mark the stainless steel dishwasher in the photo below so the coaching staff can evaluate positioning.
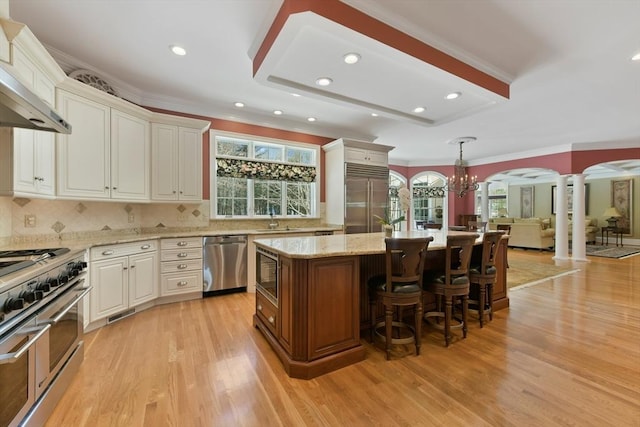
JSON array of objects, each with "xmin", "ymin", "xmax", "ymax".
[{"xmin": 203, "ymin": 235, "xmax": 247, "ymax": 296}]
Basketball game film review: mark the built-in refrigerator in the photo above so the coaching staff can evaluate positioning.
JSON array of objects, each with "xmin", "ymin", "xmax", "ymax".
[{"xmin": 344, "ymin": 163, "xmax": 389, "ymax": 234}]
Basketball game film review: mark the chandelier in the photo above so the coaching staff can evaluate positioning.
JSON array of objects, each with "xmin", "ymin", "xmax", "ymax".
[{"xmin": 446, "ymin": 137, "xmax": 479, "ymax": 198}]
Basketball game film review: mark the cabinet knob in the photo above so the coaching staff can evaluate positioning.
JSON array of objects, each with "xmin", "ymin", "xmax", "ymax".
[
  {"xmin": 172, "ymin": 190, "xmax": 177, "ymax": 194},
  {"xmin": 123, "ymin": 266, "xmax": 128, "ymax": 270},
  {"xmin": 177, "ymin": 241, "xmax": 188, "ymax": 247},
  {"xmin": 140, "ymin": 244, "xmax": 151, "ymax": 250},
  {"xmin": 102, "ymin": 250, "xmax": 114, "ymax": 256},
  {"xmin": 177, "ymin": 252, "xmax": 188, "ymax": 258},
  {"xmin": 112, "ymin": 187, "xmax": 117, "ymax": 190},
  {"xmin": 257, "ymin": 304, "xmax": 263, "ymax": 311},
  {"xmin": 177, "ymin": 264, "xmax": 188, "ymax": 270},
  {"xmin": 177, "ymin": 281, "xmax": 188, "ymax": 287},
  {"xmin": 105, "ymin": 186, "xmax": 109, "ymax": 190},
  {"xmin": 268, "ymin": 316, "xmax": 275, "ymax": 325},
  {"xmin": 179, "ymin": 191, "xmax": 183, "ymax": 194},
  {"xmin": 130, "ymin": 265, "xmax": 136, "ymax": 269}
]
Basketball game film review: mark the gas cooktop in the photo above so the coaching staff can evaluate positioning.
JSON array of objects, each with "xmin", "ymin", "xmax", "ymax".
[{"xmin": 0, "ymin": 248, "xmax": 70, "ymax": 277}]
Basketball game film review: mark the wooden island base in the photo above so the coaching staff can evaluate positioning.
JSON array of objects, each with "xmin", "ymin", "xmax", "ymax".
[
  {"xmin": 254, "ymin": 314, "xmax": 366, "ymax": 379},
  {"xmin": 253, "ymin": 231, "xmax": 509, "ymax": 379}
]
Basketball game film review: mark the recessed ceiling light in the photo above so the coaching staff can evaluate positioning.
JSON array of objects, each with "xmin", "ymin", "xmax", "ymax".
[
  {"xmin": 413, "ymin": 106, "xmax": 425, "ymax": 113},
  {"xmin": 307, "ymin": 117, "xmax": 317, "ymax": 122},
  {"xmin": 273, "ymin": 110, "xmax": 283, "ymax": 115},
  {"xmin": 343, "ymin": 53, "xmax": 361, "ymax": 64},
  {"xmin": 316, "ymin": 77, "xmax": 333, "ymax": 86},
  {"xmin": 170, "ymin": 45, "xmax": 187, "ymax": 56},
  {"xmin": 291, "ymin": 93, "xmax": 301, "ymax": 97},
  {"xmin": 371, "ymin": 113, "xmax": 379, "ymax": 117},
  {"xmin": 632, "ymin": 52, "xmax": 640, "ymax": 61},
  {"xmin": 234, "ymin": 102, "xmax": 244, "ymax": 108},
  {"xmin": 446, "ymin": 92, "xmax": 461, "ymax": 100}
]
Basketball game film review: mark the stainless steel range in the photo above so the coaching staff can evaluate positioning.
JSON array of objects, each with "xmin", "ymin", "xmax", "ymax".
[{"xmin": 0, "ymin": 247, "xmax": 89, "ymax": 427}]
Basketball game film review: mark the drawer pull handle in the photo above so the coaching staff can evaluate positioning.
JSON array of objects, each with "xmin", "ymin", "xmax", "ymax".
[
  {"xmin": 177, "ymin": 281, "xmax": 188, "ymax": 287},
  {"xmin": 140, "ymin": 244, "xmax": 151, "ymax": 250},
  {"xmin": 102, "ymin": 250, "xmax": 114, "ymax": 256},
  {"xmin": 257, "ymin": 304, "xmax": 262, "ymax": 311},
  {"xmin": 177, "ymin": 252, "xmax": 188, "ymax": 258},
  {"xmin": 177, "ymin": 264, "xmax": 188, "ymax": 270},
  {"xmin": 268, "ymin": 316, "xmax": 275, "ymax": 325},
  {"xmin": 177, "ymin": 241, "xmax": 188, "ymax": 247}
]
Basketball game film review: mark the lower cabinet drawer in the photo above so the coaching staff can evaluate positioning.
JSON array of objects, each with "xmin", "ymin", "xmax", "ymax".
[
  {"xmin": 161, "ymin": 271, "xmax": 202, "ymax": 296},
  {"xmin": 160, "ymin": 259, "xmax": 203, "ymax": 273},
  {"xmin": 256, "ymin": 291, "xmax": 278, "ymax": 336}
]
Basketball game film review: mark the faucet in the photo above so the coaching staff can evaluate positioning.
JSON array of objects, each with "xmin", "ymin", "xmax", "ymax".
[{"xmin": 268, "ymin": 213, "xmax": 279, "ymax": 230}]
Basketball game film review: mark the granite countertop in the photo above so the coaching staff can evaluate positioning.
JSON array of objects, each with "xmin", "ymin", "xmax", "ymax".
[
  {"xmin": 0, "ymin": 226, "xmax": 342, "ymax": 252},
  {"xmin": 254, "ymin": 230, "xmax": 481, "ymax": 259}
]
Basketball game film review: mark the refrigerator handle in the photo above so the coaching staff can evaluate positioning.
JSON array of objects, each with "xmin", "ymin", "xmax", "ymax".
[{"xmin": 367, "ymin": 179, "xmax": 372, "ymax": 232}]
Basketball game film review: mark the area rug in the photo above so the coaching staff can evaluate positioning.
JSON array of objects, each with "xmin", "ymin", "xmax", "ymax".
[
  {"xmin": 585, "ymin": 245, "xmax": 640, "ymax": 259},
  {"xmin": 508, "ymin": 259, "xmax": 580, "ymax": 291}
]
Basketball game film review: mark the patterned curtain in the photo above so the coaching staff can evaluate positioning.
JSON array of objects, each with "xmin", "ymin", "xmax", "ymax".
[{"xmin": 216, "ymin": 158, "xmax": 316, "ymax": 183}]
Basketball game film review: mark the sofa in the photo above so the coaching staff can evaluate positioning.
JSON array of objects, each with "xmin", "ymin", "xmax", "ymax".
[
  {"xmin": 488, "ymin": 217, "xmax": 555, "ymax": 250},
  {"xmin": 568, "ymin": 217, "xmax": 599, "ymax": 244}
]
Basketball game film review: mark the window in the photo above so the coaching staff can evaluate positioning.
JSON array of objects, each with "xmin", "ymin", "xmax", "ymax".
[
  {"xmin": 212, "ymin": 133, "xmax": 319, "ymax": 218},
  {"xmin": 389, "ymin": 172, "xmax": 407, "ymax": 230},
  {"xmin": 411, "ymin": 172, "xmax": 446, "ymax": 229},
  {"xmin": 476, "ymin": 183, "xmax": 508, "ymax": 217}
]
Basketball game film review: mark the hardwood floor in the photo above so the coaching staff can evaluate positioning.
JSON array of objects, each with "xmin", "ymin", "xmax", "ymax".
[{"xmin": 46, "ymin": 249, "xmax": 640, "ymax": 427}]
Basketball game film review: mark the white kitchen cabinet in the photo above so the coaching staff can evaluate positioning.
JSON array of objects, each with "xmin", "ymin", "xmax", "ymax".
[
  {"xmin": 56, "ymin": 90, "xmax": 110, "ymax": 199},
  {"xmin": 151, "ymin": 123, "xmax": 202, "ymax": 201},
  {"xmin": 344, "ymin": 146, "xmax": 389, "ymax": 166},
  {"xmin": 159, "ymin": 237, "xmax": 202, "ymax": 296},
  {"xmin": 89, "ymin": 240, "xmax": 158, "ymax": 322},
  {"xmin": 56, "ymin": 88, "xmax": 150, "ymax": 201},
  {"xmin": 0, "ymin": 43, "xmax": 57, "ymax": 197},
  {"xmin": 110, "ymin": 109, "xmax": 150, "ymax": 200},
  {"xmin": 12, "ymin": 128, "xmax": 55, "ymax": 195}
]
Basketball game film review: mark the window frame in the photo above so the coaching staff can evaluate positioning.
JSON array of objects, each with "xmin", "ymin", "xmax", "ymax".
[{"xmin": 210, "ymin": 130, "xmax": 321, "ymax": 219}]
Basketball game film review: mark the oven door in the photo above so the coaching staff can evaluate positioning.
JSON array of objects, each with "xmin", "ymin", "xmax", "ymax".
[
  {"xmin": 0, "ymin": 320, "xmax": 51, "ymax": 427},
  {"xmin": 35, "ymin": 280, "xmax": 91, "ymax": 398}
]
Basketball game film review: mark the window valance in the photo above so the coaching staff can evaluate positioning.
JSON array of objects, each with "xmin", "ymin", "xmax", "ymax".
[
  {"xmin": 413, "ymin": 186, "xmax": 446, "ymax": 198},
  {"xmin": 216, "ymin": 158, "xmax": 316, "ymax": 183}
]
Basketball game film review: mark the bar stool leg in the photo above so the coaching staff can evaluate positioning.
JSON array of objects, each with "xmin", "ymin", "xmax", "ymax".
[
  {"xmin": 415, "ymin": 300, "xmax": 422, "ymax": 356},
  {"xmin": 385, "ymin": 305, "xmax": 393, "ymax": 360},
  {"xmin": 478, "ymin": 283, "xmax": 486, "ymax": 328},
  {"xmin": 444, "ymin": 297, "xmax": 452, "ymax": 347},
  {"xmin": 461, "ymin": 294, "xmax": 468, "ymax": 338}
]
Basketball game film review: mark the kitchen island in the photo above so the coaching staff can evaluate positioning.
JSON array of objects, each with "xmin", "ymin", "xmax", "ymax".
[{"xmin": 253, "ymin": 230, "xmax": 509, "ymax": 379}]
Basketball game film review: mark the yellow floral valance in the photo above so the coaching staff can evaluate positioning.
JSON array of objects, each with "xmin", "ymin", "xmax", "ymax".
[{"xmin": 216, "ymin": 158, "xmax": 317, "ymax": 183}]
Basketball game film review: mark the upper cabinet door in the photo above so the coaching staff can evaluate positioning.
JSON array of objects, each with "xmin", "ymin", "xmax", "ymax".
[
  {"xmin": 56, "ymin": 90, "xmax": 111, "ymax": 199},
  {"xmin": 150, "ymin": 124, "xmax": 202, "ymax": 202},
  {"xmin": 178, "ymin": 127, "xmax": 202, "ymax": 201},
  {"xmin": 151, "ymin": 123, "xmax": 179, "ymax": 200},
  {"xmin": 111, "ymin": 109, "xmax": 150, "ymax": 200}
]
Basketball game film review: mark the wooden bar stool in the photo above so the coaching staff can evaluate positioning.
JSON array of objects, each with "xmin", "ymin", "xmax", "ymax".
[
  {"xmin": 468, "ymin": 231, "xmax": 503, "ymax": 327},
  {"xmin": 368, "ymin": 237, "xmax": 433, "ymax": 360},
  {"xmin": 422, "ymin": 234, "xmax": 476, "ymax": 347}
]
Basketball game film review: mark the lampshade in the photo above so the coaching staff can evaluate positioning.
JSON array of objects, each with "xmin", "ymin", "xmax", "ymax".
[{"xmin": 603, "ymin": 207, "xmax": 622, "ymax": 217}]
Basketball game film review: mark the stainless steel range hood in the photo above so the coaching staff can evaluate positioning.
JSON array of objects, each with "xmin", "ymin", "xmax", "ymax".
[{"xmin": 0, "ymin": 64, "xmax": 71, "ymax": 134}]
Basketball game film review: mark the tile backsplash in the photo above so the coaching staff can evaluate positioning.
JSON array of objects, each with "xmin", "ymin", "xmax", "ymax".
[{"xmin": 0, "ymin": 196, "xmax": 328, "ymax": 243}]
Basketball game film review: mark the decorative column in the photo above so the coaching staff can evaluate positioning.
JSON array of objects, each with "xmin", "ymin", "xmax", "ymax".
[
  {"xmin": 481, "ymin": 181, "xmax": 489, "ymax": 222},
  {"xmin": 571, "ymin": 174, "xmax": 588, "ymax": 262},
  {"xmin": 554, "ymin": 175, "xmax": 570, "ymax": 260}
]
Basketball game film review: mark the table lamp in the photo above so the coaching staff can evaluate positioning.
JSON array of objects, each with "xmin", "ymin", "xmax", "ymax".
[
  {"xmin": 497, "ymin": 208, "xmax": 508, "ymax": 217},
  {"xmin": 602, "ymin": 207, "xmax": 622, "ymax": 227}
]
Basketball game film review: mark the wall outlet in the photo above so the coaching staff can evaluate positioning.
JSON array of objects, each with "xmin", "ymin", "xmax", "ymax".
[
  {"xmin": 24, "ymin": 214, "xmax": 36, "ymax": 228},
  {"xmin": 128, "ymin": 213, "xmax": 135, "ymax": 223}
]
